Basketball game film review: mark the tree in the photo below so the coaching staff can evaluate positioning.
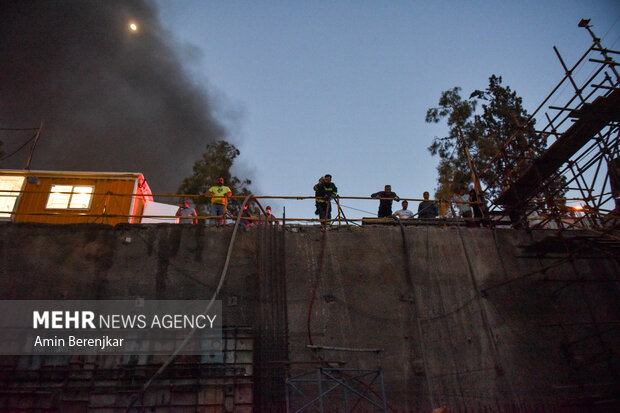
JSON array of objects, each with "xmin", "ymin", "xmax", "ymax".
[
  {"xmin": 426, "ymin": 75, "xmax": 546, "ymax": 202},
  {"xmin": 426, "ymin": 86, "xmax": 477, "ymax": 201},
  {"xmin": 178, "ymin": 140, "xmax": 254, "ymax": 217}
]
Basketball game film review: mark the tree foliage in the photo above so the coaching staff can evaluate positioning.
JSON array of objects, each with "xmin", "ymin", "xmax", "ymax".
[
  {"xmin": 426, "ymin": 75, "xmax": 545, "ymax": 201},
  {"xmin": 426, "ymin": 87, "xmax": 478, "ymax": 201},
  {"xmin": 178, "ymin": 140, "xmax": 253, "ymax": 216}
]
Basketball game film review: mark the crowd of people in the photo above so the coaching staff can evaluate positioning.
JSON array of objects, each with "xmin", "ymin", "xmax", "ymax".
[
  {"xmin": 175, "ymin": 175, "xmax": 487, "ymax": 226},
  {"xmin": 175, "ymin": 176, "xmax": 280, "ymax": 227},
  {"xmin": 312, "ymin": 175, "xmax": 487, "ymax": 226}
]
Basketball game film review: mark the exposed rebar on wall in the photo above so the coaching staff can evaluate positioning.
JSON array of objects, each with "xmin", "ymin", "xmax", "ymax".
[{"xmin": 255, "ymin": 220, "xmax": 289, "ymax": 411}]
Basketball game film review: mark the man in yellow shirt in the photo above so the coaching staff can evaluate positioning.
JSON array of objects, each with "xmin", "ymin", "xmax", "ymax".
[{"xmin": 206, "ymin": 177, "xmax": 232, "ymax": 224}]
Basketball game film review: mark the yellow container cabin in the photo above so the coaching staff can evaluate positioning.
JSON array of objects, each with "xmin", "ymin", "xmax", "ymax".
[{"xmin": 0, "ymin": 170, "xmax": 153, "ymax": 225}]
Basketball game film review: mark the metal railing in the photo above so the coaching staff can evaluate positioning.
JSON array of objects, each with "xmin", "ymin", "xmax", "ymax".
[{"xmin": 3, "ymin": 188, "xmax": 616, "ymax": 230}]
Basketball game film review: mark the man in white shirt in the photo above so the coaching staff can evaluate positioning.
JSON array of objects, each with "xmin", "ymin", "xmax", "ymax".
[{"xmin": 393, "ymin": 200, "xmax": 415, "ymax": 220}]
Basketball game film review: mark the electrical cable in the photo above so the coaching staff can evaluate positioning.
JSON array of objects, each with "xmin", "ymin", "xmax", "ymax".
[
  {"xmin": 0, "ymin": 132, "xmax": 37, "ymax": 161},
  {"xmin": 306, "ymin": 210, "xmax": 328, "ymax": 348},
  {"xmin": 601, "ymin": 16, "xmax": 620, "ymax": 42},
  {"xmin": 339, "ymin": 203, "xmax": 375, "ymax": 215}
]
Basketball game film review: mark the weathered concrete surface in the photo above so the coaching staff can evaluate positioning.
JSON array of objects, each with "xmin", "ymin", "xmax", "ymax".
[{"xmin": 0, "ymin": 223, "xmax": 618, "ymax": 412}]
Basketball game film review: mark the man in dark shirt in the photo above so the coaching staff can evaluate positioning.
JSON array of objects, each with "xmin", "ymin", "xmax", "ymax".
[
  {"xmin": 313, "ymin": 176, "xmax": 324, "ymax": 215},
  {"xmin": 371, "ymin": 185, "xmax": 400, "ymax": 218},
  {"xmin": 239, "ymin": 203, "xmax": 252, "ymax": 227},
  {"xmin": 315, "ymin": 174, "xmax": 338, "ymax": 223},
  {"xmin": 469, "ymin": 187, "xmax": 484, "ymax": 227},
  {"xmin": 260, "ymin": 205, "xmax": 279, "ymax": 225},
  {"xmin": 418, "ymin": 191, "xmax": 438, "ymax": 219}
]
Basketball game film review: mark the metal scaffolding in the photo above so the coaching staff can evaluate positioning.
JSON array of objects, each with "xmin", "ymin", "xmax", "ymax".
[
  {"xmin": 286, "ymin": 367, "xmax": 388, "ymax": 413},
  {"xmin": 483, "ymin": 20, "xmax": 620, "ymax": 232},
  {"xmin": 285, "ymin": 346, "xmax": 388, "ymax": 413}
]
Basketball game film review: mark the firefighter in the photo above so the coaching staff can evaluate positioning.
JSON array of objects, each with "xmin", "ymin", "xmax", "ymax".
[{"xmin": 315, "ymin": 174, "xmax": 338, "ymax": 225}]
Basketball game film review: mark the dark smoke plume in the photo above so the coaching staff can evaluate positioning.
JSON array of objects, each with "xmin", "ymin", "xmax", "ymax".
[{"xmin": 0, "ymin": 0, "xmax": 225, "ymax": 193}]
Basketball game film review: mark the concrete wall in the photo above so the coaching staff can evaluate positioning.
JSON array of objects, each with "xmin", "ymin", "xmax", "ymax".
[
  {"xmin": 0, "ymin": 223, "xmax": 618, "ymax": 412},
  {"xmin": 286, "ymin": 225, "xmax": 619, "ymax": 412}
]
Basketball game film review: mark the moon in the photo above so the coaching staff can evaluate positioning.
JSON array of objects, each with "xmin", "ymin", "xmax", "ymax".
[{"xmin": 129, "ymin": 23, "xmax": 138, "ymax": 32}]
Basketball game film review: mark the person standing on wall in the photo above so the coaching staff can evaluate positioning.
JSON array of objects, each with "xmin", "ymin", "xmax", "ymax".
[
  {"xmin": 239, "ymin": 203, "xmax": 253, "ymax": 227},
  {"xmin": 206, "ymin": 177, "xmax": 232, "ymax": 225},
  {"xmin": 371, "ymin": 185, "xmax": 400, "ymax": 218},
  {"xmin": 315, "ymin": 174, "xmax": 338, "ymax": 226},
  {"xmin": 393, "ymin": 200, "xmax": 415, "ymax": 220},
  {"xmin": 176, "ymin": 198, "xmax": 198, "ymax": 224},
  {"xmin": 259, "ymin": 205, "xmax": 279, "ymax": 226},
  {"xmin": 418, "ymin": 191, "xmax": 439, "ymax": 219},
  {"xmin": 469, "ymin": 187, "xmax": 484, "ymax": 227},
  {"xmin": 453, "ymin": 187, "xmax": 472, "ymax": 221},
  {"xmin": 313, "ymin": 176, "xmax": 325, "ymax": 216}
]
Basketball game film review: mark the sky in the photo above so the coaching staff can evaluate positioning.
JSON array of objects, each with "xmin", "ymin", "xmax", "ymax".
[
  {"xmin": 154, "ymin": 0, "xmax": 619, "ymax": 221},
  {"xmin": 1, "ymin": 1, "xmax": 618, "ymax": 223}
]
